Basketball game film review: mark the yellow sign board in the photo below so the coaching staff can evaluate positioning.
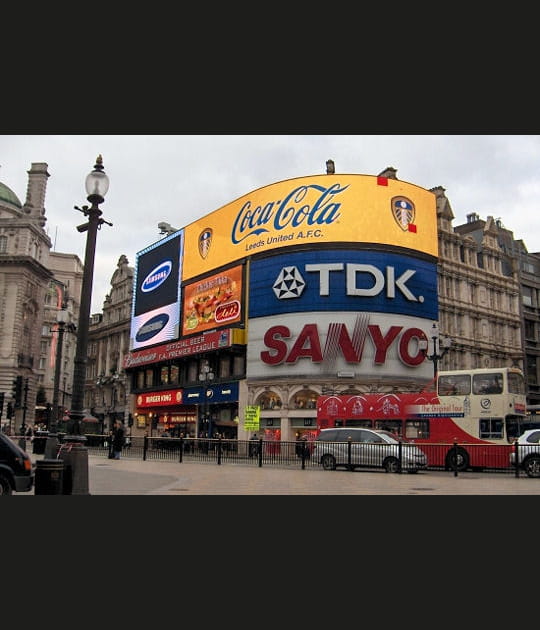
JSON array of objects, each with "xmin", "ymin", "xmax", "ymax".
[
  {"xmin": 182, "ymin": 174, "xmax": 437, "ymax": 281},
  {"xmin": 243, "ymin": 405, "xmax": 260, "ymax": 431}
]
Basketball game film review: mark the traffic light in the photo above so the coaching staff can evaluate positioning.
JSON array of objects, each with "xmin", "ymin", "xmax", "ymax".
[
  {"xmin": 12, "ymin": 376, "xmax": 23, "ymax": 407},
  {"xmin": 0, "ymin": 392, "xmax": 4, "ymax": 417}
]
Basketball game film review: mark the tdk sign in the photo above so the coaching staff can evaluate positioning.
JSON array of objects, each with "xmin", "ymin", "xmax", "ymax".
[
  {"xmin": 250, "ymin": 249, "xmax": 438, "ymax": 320},
  {"xmin": 141, "ymin": 260, "xmax": 173, "ymax": 293}
]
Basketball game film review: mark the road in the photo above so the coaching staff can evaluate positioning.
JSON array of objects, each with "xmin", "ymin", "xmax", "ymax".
[{"xmin": 17, "ymin": 451, "xmax": 540, "ymax": 495}]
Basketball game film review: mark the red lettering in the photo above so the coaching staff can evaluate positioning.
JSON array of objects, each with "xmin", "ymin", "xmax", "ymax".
[
  {"xmin": 260, "ymin": 322, "xmax": 425, "ymax": 368},
  {"xmin": 399, "ymin": 327, "xmax": 426, "ymax": 366},
  {"xmin": 261, "ymin": 326, "xmax": 290, "ymax": 364},
  {"xmin": 286, "ymin": 324, "xmax": 323, "ymax": 363},
  {"xmin": 368, "ymin": 325, "xmax": 401, "ymax": 364}
]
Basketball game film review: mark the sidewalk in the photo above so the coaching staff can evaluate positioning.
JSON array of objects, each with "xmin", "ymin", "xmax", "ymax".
[{"xmin": 19, "ymin": 449, "xmax": 540, "ymax": 495}]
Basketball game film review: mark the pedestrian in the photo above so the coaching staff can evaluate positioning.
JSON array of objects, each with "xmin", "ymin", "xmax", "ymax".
[
  {"xmin": 249, "ymin": 433, "xmax": 259, "ymax": 458},
  {"xmin": 111, "ymin": 420, "xmax": 125, "ymax": 460}
]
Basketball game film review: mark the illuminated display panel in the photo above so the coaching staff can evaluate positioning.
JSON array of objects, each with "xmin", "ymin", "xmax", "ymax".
[
  {"xmin": 130, "ymin": 231, "xmax": 183, "ymax": 350},
  {"xmin": 182, "ymin": 174, "xmax": 437, "ymax": 281},
  {"xmin": 181, "ymin": 264, "xmax": 244, "ymax": 336},
  {"xmin": 248, "ymin": 248, "xmax": 437, "ymax": 320}
]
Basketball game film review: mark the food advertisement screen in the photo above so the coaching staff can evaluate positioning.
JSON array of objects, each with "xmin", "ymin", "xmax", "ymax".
[{"xmin": 182, "ymin": 264, "xmax": 243, "ymax": 336}]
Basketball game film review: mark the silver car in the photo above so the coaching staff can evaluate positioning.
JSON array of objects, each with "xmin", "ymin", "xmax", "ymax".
[
  {"xmin": 510, "ymin": 428, "xmax": 540, "ymax": 478},
  {"xmin": 313, "ymin": 427, "xmax": 428, "ymax": 474}
]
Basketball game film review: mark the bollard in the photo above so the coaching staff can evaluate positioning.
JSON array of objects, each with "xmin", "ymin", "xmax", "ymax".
[
  {"xmin": 35, "ymin": 459, "xmax": 64, "ymax": 495},
  {"xmin": 56, "ymin": 441, "xmax": 90, "ymax": 495}
]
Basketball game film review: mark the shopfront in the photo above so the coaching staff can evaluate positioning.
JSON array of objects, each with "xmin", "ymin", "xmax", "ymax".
[{"xmin": 134, "ymin": 383, "xmax": 239, "ymax": 438}]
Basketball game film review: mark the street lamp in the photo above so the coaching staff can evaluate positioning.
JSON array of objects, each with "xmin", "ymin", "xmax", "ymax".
[
  {"xmin": 419, "ymin": 322, "xmax": 452, "ymax": 378},
  {"xmin": 44, "ymin": 308, "xmax": 74, "ymax": 459},
  {"xmin": 59, "ymin": 155, "xmax": 111, "ymax": 494},
  {"xmin": 198, "ymin": 361, "xmax": 214, "ymax": 438}
]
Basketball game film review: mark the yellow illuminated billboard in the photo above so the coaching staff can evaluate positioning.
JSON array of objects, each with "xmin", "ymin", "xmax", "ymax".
[{"xmin": 182, "ymin": 174, "xmax": 437, "ymax": 281}]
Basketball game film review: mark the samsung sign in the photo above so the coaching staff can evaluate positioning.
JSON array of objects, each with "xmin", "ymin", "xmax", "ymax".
[{"xmin": 141, "ymin": 260, "xmax": 173, "ymax": 293}]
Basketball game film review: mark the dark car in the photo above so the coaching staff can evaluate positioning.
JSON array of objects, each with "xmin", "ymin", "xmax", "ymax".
[{"xmin": 0, "ymin": 431, "xmax": 34, "ymax": 495}]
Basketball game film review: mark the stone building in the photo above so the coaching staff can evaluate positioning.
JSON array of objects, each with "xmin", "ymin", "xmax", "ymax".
[
  {"xmin": 2, "ymin": 161, "xmax": 540, "ymax": 440},
  {"xmin": 86, "ymin": 254, "xmax": 134, "ymax": 433},
  {"xmin": 0, "ymin": 163, "xmax": 55, "ymax": 432}
]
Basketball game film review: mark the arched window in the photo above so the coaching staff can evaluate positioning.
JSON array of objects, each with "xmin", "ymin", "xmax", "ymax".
[{"xmin": 256, "ymin": 391, "xmax": 282, "ymax": 410}]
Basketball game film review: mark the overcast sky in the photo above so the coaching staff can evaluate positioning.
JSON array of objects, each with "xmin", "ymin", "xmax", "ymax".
[{"xmin": 1, "ymin": 134, "xmax": 539, "ymax": 313}]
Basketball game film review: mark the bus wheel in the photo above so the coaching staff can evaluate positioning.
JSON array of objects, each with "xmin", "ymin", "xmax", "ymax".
[
  {"xmin": 445, "ymin": 447, "xmax": 469, "ymax": 472},
  {"xmin": 523, "ymin": 455, "xmax": 540, "ymax": 478},
  {"xmin": 321, "ymin": 454, "xmax": 336, "ymax": 471},
  {"xmin": 383, "ymin": 457, "xmax": 400, "ymax": 473}
]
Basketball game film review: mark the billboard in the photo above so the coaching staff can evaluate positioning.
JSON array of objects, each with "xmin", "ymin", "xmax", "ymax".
[
  {"xmin": 130, "ymin": 230, "xmax": 183, "ymax": 350},
  {"xmin": 247, "ymin": 312, "xmax": 433, "ymax": 381},
  {"xmin": 246, "ymin": 244, "xmax": 438, "ymax": 382},
  {"xmin": 182, "ymin": 174, "xmax": 437, "ymax": 281},
  {"xmin": 181, "ymin": 264, "xmax": 244, "ymax": 336},
  {"xmin": 248, "ymin": 249, "xmax": 437, "ymax": 320}
]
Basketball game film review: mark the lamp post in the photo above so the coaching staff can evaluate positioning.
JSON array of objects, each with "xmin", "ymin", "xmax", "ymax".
[
  {"xmin": 59, "ymin": 155, "xmax": 111, "ymax": 495},
  {"xmin": 198, "ymin": 361, "xmax": 214, "ymax": 438},
  {"xmin": 44, "ymin": 308, "xmax": 72, "ymax": 459},
  {"xmin": 419, "ymin": 322, "xmax": 452, "ymax": 379}
]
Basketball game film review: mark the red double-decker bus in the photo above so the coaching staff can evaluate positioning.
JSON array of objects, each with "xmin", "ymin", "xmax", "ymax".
[{"xmin": 316, "ymin": 367, "xmax": 527, "ymax": 471}]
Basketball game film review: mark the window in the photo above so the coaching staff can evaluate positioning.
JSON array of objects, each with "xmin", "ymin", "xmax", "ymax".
[
  {"xmin": 170, "ymin": 365, "xmax": 179, "ymax": 384},
  {"xmin": 525, "ymin": 319, "xmax": 536, "ymax": 341},
  {"xmin": 0, "ymin": 235, "xmax": 7, "ymax": 253},
  {"xmin": 375, "ymin": 419, "xmax": 403, "ymax": 436},
  {"xmin": 160, "ymin": 365, "xmax": 169, "ymax": 385},
  {"xmin": 145, "ymin": 368, "xmax": 154, "ymax": 387},
  {"xmin": 525, "ymin": 431, "xmax": 540, "ymax": 444},
  {"xmin": 438, "ymin": 374, "xmax": 470, "ymax": 396},
  {"xmin": 405, "ymin": 419, "xmax": 430, "ymax": 439},
  {"xmin": 473, "ymin": 373, "xmax": 503, "ymax": 394},
  {"xmin": 479, "ymin": 418, "xmax": 503, "ymax": 439},
  {"xmin": 522, "ymin": 286, "xmax": 533, "ymax": 307}
]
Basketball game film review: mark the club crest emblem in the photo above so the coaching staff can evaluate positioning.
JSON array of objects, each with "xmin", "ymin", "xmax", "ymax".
[
  {"xmin": 198, "ymin": 228, "xmax": 213, "ymax": 259},
  {"xmin": 391, "ymin": 196, "xmax": 415, "ymax": 231}
]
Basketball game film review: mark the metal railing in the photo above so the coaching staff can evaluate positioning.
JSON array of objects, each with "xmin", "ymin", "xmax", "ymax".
[{"xmin": 24, "ymin": 433, "xmax": 534, "ymax": 477}]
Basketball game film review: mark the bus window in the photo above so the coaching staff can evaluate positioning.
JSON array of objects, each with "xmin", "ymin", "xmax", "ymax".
[
  {"xmin": 473, "ymin": 373, "xmax": 503, "ymax": 395},
  {"xmin": 479, "ymin": 418, "xmax": 503, "ymax": 439},
  {"xmin": 508, "ymin": 371, "xmax": 526, "ymax": 394},
  {"xmin": 374, "ymin": 419, "xmax": 402, "ymax": 436},
  {"xmin": 438, "ymin": 374, "xmax": 470, "ymax": 396},
  {"xmin": 346, "ymin": 419, "xmax": 372, "ymax": 428},
  {"xmin": 405, "ymin": 419, "xmax": 430, "ymax": 439}
]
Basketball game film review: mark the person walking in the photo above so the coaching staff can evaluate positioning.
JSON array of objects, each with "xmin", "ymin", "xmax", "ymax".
[{"xmin": 111, "ymin": 420, "xmax": 125, "ymax": 460}]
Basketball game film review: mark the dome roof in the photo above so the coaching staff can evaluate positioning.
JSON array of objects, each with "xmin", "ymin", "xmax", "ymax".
[{"xmin": 0, "ymin": 181, "xmax": 22, "ymax": 208}]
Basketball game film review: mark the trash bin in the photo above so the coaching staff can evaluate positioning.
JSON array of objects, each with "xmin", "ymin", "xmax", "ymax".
[
  {"xmin": 32, "ymin": 431, "xmax": 49, "ymax": 454},
  {"xmin": 34, "ymin": 459, "xmax": 64, "ymax": 495}
]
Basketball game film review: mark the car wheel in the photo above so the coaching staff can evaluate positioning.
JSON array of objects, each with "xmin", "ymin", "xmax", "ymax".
[
  {"xmin": 523, "ymin": 455, "xmax": 540, "ymax": 478},
  {"xmin": 384, "ymin": 457, "xmax": 400, "ymax": 473},
  {"xmin": 445, "ymin": 447, "xmax": 470, "ymax": 472},
  {"xmin": 321, "ymin": 454, "xmax": 336, "ymax": 471},
  {"xmin": 0, "ymin": 473, "xmax": 13, "ymax": 495}
]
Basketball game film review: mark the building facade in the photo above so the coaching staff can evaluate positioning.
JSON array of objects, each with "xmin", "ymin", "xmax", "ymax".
[
  {"xmin": 86, "ymin": 254, "xmax": 134, "ymax": 433},
  {"xmin": 0, "ymin": 163, "xmax": 55, "ymax": 432},
  {"xmin": 2, "ymin": 160, "xmax": 540, "ymax": 440}
]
